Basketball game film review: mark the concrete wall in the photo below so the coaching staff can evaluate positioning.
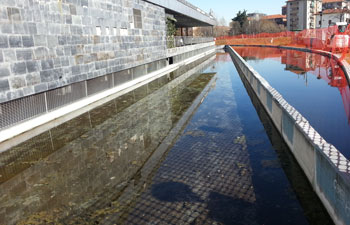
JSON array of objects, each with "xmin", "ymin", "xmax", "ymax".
[
  {"xmin": 228, "ymin": 46, "xmax": 350, "ymax": 225},
  {"xmin": 0, "ymin": 0, "xmax": 166, "ymax": 103}
]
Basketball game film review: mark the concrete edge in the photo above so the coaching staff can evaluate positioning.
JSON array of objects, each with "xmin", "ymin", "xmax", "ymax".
[
  {"xmin": 166, "ymin": 42, "xmax": 215, "ymax": 57},
  {"xmin": 0, "ymin": 48, "xmax": 217, "ymax": 151},
  {"xmin": 227, "ymin": 45, "xmax": 350, "ymax": 225}
]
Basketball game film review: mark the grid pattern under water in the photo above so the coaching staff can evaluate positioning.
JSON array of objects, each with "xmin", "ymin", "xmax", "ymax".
[{"xmin": 83, "ymin": 74, "xmax": 259, "ymax": 225}]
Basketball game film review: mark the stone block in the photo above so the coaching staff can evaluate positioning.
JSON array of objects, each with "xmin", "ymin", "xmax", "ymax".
[
  {"xmin": 3, "ymin": 49, "xmax": 15, "ymax": 62},
  {"xmin": 46, "ymin": 36, "xmax": 58, "ymax": 48},
  {"xmin": 69, "ymin": 5, "xmax": 77, "ymax": 15},
  {"xmin": 23, "ymin": 86, "xmax": 34, "ymax": 96},
  {"xmin": 22, "ymin": 35, "xmax": 34, "ymax": 47},
  {"xmin": 27, "ymin": 23, "xmax": 37, "ymax": 34},
  {"xmin": 71, "ymin": 65, "xmax": 81, "ymax": 75},
  {"xmin": 0, "ymin": 35, "xmax": 9, "ymax": 48},
  {"xmin": 13, "ymin": 23, "xmax": 26, "ymax": 34},
  {"xmin": 40, "ymin": 68, "xmax": 62, "ymax": 82},
  {"xmin": 0, "ymin": 23, "xmax": 12, "ymax": 34},
  {"xmin": 72, "ymin": 15, "xmax": 82, "ymax": 24},
  {"xmin": 66, "ymin": 15, "xmax": 72, "ymax": 24},
  {"xmin": 53, "ymin": 58, "xmax": 61, "ymax": 68},
  {"xmin": 26, "ymin": 61, "xmax": 39, "ymax": 73},
  {"xmin": 16, "ymin": 49, "xmax": 33, "ymax": 61},
  {"xmin": 9, "ymin": 36, "xmax": 22, "ymax": 47},
  {"xmin": 58, "ymin": 36, "xmax": 67, "ymax": 45},
  {"xmin": 81, "ymin": 0, "xmax": 88, "ymax": 7},
  {"xmin": 33, "ymin": 35, "xmax": 47, "ymax": 46},
  {"xmin": 34, "ymin": 47, "xmax": 49, "ymax": 59},
  {"xmin": 0, "ymin": 65, "xmax": 10, "ymax": 78},
  {"xmin": 26, "ymin": 73, "xmax": 41, "ymax": 86},
  {"xmin": 0, "ymin": 78, "xmax": 10, "ymax": 91},
  {"xmin": 6, "ymin": 89, "xmax": 24, "ymax": 99},
  {"xmin": 34, "ymin": 83, "xmax": 48, "ymax": 93},
  {"xmin": 0, "ymin": 7, "xmax": 8, "ymax": 20},
  {"xmin": 9, "ymin": 76, "xmax": 26, "ymax": 89},
  {"xmin": 11, "ymin": 62, "xmax": 27, "ymax": 75},
  {"xmin": 7, "ymin": 7, "xmax": 21, "ymax": 21},
  {"xmin": 41, "ymin": 59, "xmax": 54, "ymax": 70}
]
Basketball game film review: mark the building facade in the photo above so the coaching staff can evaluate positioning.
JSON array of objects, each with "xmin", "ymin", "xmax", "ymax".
[
  {"xmin": 261, "ymin": 14, "xmax": 287, "ymax": 26},
  {"xmin": 0, "ymin": 0, "xmax": 216, "ymax": 131},
  {"xmin": 287, "ymin": 0, "xmax": 322, "ymax": 31},
  {"xmin": 316, "ymin": 8, "xmax": 350, "ymax": 27}
]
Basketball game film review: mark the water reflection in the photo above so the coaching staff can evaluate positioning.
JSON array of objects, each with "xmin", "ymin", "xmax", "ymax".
[
  {"xmin": 0, "ymin": 54, "xmax": 216, "ymax": 225},
  {"xmin": 234, "ymin": 46, "xmax": 350, "ymax": 158}
]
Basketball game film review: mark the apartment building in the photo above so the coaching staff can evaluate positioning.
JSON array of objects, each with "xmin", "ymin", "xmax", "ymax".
[{"xmin": 287, "ymin": 0, "xmax": 322, "ymax": 31}]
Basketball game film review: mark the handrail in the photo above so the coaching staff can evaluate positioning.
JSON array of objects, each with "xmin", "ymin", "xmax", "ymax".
[{"xmin": 166, "ymin": 36, "xmax": 214, "ymax": 48}]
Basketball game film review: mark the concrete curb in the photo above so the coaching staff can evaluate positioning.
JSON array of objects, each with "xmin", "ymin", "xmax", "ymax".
[{"xmin": 227, "ymin": 45, "xmax": 350, "ymax": 225}]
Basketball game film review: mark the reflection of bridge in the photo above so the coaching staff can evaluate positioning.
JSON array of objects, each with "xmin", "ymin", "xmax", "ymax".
[{"xmin": 234, "ymin": 47, "xmax": 350, "ymax": 123}]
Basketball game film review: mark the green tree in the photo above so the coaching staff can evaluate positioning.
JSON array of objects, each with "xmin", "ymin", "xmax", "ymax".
[
  {"xmin": 232, "ymin": 10, "xmax": 248, "ymax": 28},
  {"xmin": 166, "ymin": 17, "xmax": 177, "ymax": 48}
]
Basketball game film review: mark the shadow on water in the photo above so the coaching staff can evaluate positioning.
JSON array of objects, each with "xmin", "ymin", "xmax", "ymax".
[
  {"xmin": 152, "ymin": 182, "xmax": 203, "ymax": 203},
  {"xmin": 232, "ymin": 55, "xmax": 334, "ymax": 225},
  {"xmin": 207, "ymin": 191, "xmax": 256, "ymax": 225}
]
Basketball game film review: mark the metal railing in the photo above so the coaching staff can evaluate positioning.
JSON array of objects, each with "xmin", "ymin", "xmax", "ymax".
[
  {"xmin": 167, "ymin": 36, "xmax": 214, "ymax": 48},
  {"xmin": 176, "ymin": 0, "xmax": 214, "ymax": 19}
]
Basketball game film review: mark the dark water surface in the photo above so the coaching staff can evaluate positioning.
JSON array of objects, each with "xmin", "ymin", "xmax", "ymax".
[
  {"xmin": 234, "ymin": 46, "xmax": 350, "ymax": 159},
  {"xmin": 0, "ymin": 52, "xmax": 332, "ymax": 225}
]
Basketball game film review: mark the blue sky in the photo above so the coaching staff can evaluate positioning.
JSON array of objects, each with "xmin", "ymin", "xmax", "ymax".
[{"xmin": 188, "ymin": 0, "xmax": 286, "ymax": 25}]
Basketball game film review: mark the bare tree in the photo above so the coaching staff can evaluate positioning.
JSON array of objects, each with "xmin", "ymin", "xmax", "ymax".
[
  {"xmin": 214, "ymin": 26, "xmax": 230, "ymax": 37},
  {"xmin": 193, "ymin": 27, "xmax": 213, "ymax": 37},
  {"xmin": 219, "ymin": 17, "xmax": 227, "ymax": 26}
]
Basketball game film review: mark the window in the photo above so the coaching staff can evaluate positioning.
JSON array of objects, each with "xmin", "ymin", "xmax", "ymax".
[
  {"xmin": 96, "ymin": 26, "xmax": 101, "ymax": 35},
  {"xmin": 133, "ymin": 9, "xmax": 142, "ymax": 29}
]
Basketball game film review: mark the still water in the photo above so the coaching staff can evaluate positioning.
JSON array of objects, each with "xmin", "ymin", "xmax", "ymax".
[
  {"xmin": 234, "ymin": 46, "xmax": 350, "ymax": 159},
  {"xmin": 0, "ymin": 52, "xmax": 332, "ymax": 224}
]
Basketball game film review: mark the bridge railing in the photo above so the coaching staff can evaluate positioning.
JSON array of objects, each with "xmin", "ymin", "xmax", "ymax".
[{"xmin": 167, "ymin": 36, "xmax": 214, "ymax": 48}]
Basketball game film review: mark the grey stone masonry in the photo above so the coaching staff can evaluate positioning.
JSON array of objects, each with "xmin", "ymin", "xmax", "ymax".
[{"xmin": 0, "ymin": 0, "xmax": 166, "ymax": 103}]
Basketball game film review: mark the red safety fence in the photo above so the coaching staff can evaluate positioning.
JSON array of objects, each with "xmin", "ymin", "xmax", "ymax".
[{"xmin": 216, "ymin": 25, "xmax": 350, "ymax": 63}]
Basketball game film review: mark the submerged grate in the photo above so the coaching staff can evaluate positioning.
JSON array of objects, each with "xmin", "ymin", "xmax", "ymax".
[
  {"xmin": 47, "ymin": 82, "xmax": 87, "ymax": 111},
  {"xmin": 0, "ymin": 93, "xmax": 46, "ymax": 129},
  {"xmin": 87, "ymin": 74, "xmax": 113, "ymax": 96}
]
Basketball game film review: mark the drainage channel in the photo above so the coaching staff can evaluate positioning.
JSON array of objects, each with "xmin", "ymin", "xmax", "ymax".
[{"xmin": 0, "ymin": 52, "xmax": 332, "ymax": 225}]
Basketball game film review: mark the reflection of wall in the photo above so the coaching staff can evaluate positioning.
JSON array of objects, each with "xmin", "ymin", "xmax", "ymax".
[{"xmin": 0, "ymin": 54, "xmax": 215, "ymax": 224}]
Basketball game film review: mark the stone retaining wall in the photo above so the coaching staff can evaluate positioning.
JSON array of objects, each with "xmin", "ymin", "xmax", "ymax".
[
  {"xmin": 0, "ymin": 0, "xmax": 166, "ymax": 103},
  {"xmin": 228, "ymin": 45, "xmax": 350, "ymax": 225}
]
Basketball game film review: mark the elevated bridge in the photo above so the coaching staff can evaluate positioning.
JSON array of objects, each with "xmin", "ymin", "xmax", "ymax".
[{"xmin": 145, "ymin": 0, "xmax": 217, "ymax": 27}]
